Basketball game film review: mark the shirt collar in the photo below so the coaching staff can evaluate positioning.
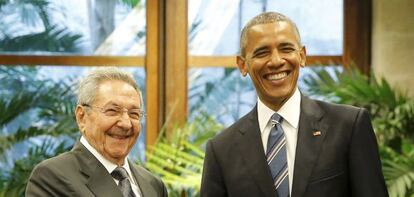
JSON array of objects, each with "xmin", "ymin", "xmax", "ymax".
[
  {"xmin": 80, "ymin": 136, "xmax": 135, "ymax": 184},
  {"xmin": 258, "ymin": 88, "xmax": 301, "ymax": 133}
]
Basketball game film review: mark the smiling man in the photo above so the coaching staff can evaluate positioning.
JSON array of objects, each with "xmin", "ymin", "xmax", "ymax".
[
  {"xmin": 200, "ymin": 12, "xmax": 388, "ymax": 197},
  {"xmin": 26, "ymin": 67, "xmax": 167, "ymax": 197}
]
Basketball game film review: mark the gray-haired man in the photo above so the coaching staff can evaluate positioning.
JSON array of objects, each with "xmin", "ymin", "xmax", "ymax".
[{"xmin": 26, "ymin": 67, "xmax": 167, "ymax": 197}]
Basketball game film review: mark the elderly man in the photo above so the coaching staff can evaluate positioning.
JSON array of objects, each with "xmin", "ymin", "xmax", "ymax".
[
  {"xmin": 201, "ymin": 12, "xmax": 388, "ymax": 197},
  {"xmin": 26, "ymin": 67, "xmax": 167, "ymax": 197}
]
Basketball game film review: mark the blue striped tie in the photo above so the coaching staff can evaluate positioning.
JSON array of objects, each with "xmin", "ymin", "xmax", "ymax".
[{"xmin": 266, "ymin": 113, "xmax": 289, "ymax": 197}]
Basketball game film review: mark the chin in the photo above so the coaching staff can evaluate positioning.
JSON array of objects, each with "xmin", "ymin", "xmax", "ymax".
[
  {"xmin": 266, "ymin": 89, "xmax": 291, "ymax": 100},
  {"xmin": 106, "ymin": 147, "xmax": 129, "ymax": 156}
]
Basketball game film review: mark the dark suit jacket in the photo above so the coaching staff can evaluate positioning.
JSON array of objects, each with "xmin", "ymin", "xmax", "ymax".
[
  {"xmin": 201, "ymin": 96, "xmax": 388, "ymax": 197},
  {"xmin": 25, "ymin": 141, "xmax": 167, "ymax": 197}
]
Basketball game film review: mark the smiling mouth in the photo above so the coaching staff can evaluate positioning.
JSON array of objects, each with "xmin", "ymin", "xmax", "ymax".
[
  {"xmin": 108, "ymin": 134, "xmax": 130, "ymax": 140},
  {"xmin": 265, "ymin": 71, "xmax": 290, "ymax": 81}
]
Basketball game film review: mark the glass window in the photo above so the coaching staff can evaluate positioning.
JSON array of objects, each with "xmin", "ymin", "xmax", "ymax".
[
  {"xmin": 189, "ymin": 0, "xmax": 342, "ymax": 55},
  {"xmin": 188, "ymin": 67, "xmax": 256, "ymax": 126},
  {"xmin": 0, "ymin": 0, "xmax": 146, "ymax": 56}
]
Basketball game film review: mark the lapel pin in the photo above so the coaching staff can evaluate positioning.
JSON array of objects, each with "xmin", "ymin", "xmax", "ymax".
[{"xmin": 313, "ymin": 131, "xmax": 322, "ymax": 136}]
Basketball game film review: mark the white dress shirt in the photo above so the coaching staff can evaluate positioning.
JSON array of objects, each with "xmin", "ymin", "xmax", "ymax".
[
  {"xmin": 258, "ymin": 87, "xmax": 301, "ymax": 195},
  {"xmin": 80, "ymin": 137, "xmax": 141, "ymax": 197}
]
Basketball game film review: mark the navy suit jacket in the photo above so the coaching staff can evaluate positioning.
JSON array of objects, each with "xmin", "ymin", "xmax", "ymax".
[
  {"xmin": 26, "ymin": 141, "xmax": 167, "ymax": 197},
  {"xmin": 201, "ymin": 96, "xmax": 388, "ymax": 197}
]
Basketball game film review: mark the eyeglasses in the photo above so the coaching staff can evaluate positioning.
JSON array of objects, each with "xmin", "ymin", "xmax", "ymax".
[{"xmin": 83, "ymin": 104, "xmax": 146, "ymax": 121}]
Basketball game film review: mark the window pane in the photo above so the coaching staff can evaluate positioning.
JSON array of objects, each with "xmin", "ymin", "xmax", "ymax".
[
  {"xmin": 189, "ymin": 0, "xmax": 342, "ymax": 55},
  {"xmin": 188, "ymin": 67, "xmax": 256, "ymax": 126},
  {"xmin": 0, "ymin": 65, "xmax": 146, "ymax": 171},
  {"xmin": 0, "ymin": 0, "xmax": 146, "ymax": 56}
]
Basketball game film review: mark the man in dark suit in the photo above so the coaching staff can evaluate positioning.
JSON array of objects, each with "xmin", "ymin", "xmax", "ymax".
[
  {"xmin": 200, "ymin": 12, "xmax": 388, "ymax": 197},
  {"xmin": 26, "ymin": 67, "xmax": 167, "ymax": 197}
]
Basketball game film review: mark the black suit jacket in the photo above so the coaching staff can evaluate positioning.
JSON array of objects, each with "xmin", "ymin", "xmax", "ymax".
[
  {"xmin": 201, "ymin": 96, "xmax": 388, "ymax": 197},
  {"xmin": 26, "ymin": 141, "xmax": 167, "ymax": 197}
]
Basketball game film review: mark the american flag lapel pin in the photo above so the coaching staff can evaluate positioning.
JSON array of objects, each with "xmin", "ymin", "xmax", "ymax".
[{"xmin": 313, "ymin": 130, "xmax": 322, "ymax": 136}]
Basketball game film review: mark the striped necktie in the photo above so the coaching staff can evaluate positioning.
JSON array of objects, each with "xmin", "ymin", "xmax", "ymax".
[
  {"xmin": 111, "ymin": 167, "xmax": 136, "ymax": 197},
  {"xmin": 266, "ymin": 113, "xmax": 289, "ymax": 197}
]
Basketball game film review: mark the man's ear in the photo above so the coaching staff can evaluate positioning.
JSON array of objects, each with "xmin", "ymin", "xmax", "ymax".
[
  {"xmin": 237, "ymin": 56, "xmax": 248, "ymax": 77},
  {"xmin": 75, "ymin": 105, "xmax": 86, "ymax": 133},
  {"xmin": 299, "ymin": 46, "xmax": 307, "ymax": 67}
]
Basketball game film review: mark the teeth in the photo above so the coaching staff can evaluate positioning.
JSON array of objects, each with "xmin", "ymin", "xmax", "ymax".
[
  {"xmin": 110, "ymin": 134, "xmax": 128, "ymax": 139},
  {"xmin": 267, "ymin": 72, "xmax": 287, "ymax": 80}
]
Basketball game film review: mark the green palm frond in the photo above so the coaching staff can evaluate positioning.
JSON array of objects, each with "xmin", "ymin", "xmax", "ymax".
[
  {"xmin": 383, "ymin": 142, "xmax": 414, "ymax": 197},
  {"xmin": 0, "ymin": 0, "xmax": 83, "ymax": 53},
  {"xmin": 0, "ymin": 66, "xmax": 79, "ymax": 197},
  {"xmin": 303, "ymin": 67, "xmax": 414, "ymax": 143},
  {"xmin": 120, "ymin": 0, "xmax": 140, "ymax": 7},
  {"xmin": 374, "ymin": 101, "xmax": 414, "ymax": 146},
  {"xmin": 0, "ymin": 91, "xmax": 39, "ymax": 127},
  {"xmin": 146, "ymin": 142, "xmax": 204, "ymax": 192},
  {"xmin": 302, "ymin": 67, "xmax": 406, "ymax": 109},
  {"xmin": 384, "ymin": 161, "xmax": 414, "ymax": 197},
  {"xmin": 0, "ymin": 139, "xmax": 70, "ymax": 197},
  {"xmin": 0, "ymin": 67, "xmax": 78, "ymax": 159},
  {"xmin": 0, "ymin": 112, "xmax": 77, "ymax": 159},
  {"xmin": 0, "ymin": 126, "xmax": 51, "ymax": 159},
  {"xmin": 0, "ymin": 25, "xmax": 83, "ymax": 52},
  {"xmin": 145, "ymin": 114, "xmax": 223, "ymax": 196}
]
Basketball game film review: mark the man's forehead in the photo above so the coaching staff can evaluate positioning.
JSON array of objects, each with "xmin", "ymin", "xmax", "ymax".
[
  {"xmin": 247, "ymin": 21, "xmax": 293, "ymax": 34},
  {"xmin": 245, "ymin": 22, "xmax": 300, "ymax": 46},
  {"xmin": 93, "ymin": 81, "xmax": 141, "ymax": 105}
]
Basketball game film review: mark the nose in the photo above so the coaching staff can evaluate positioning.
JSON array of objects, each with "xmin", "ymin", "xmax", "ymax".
[
  {"xmin": 267, "ymin": 50, "xmax": 285, "ymax": 67},
  {"xmin": 117, "ymin": 112, "xmax": 133, "ymax": 129}
]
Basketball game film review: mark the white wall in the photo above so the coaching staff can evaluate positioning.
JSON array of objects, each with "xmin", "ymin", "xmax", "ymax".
[{"xmin": 372, "ymin": 0, "xmax": 414, "ymax": 97}]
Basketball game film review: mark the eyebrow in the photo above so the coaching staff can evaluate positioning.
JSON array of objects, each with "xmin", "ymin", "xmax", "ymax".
[
  {"xmin": 103, "ymin": 101, "xmax": 141, "ymax": 109},
  {"xmin": 252, "ymin": 46, "xmax": 270, "ymax": 55},
  {"xmin": 252, "ymin": 42, "xmax": 298, "ymax": 54},
  {"xmin": 279, "ymin": 42, "xmax": 298, "ymax": 48}
]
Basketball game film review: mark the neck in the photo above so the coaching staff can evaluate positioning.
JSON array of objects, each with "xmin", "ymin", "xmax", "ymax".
[
  {"xmin": 265, "ymin": 98, "xmax": 288, "ymax": 112},
  {"xmin": 106, "ymin": 156, "xmax": 125, "ymax": 166}
]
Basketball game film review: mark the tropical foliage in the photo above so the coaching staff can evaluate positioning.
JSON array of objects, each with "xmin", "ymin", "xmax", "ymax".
[
  {"xmin": 0, "ymin": 0, "xmax": 83, "ymax": 52},
  {"xmin": 0, "ymin": 66, "xmax": 79, "ymax": 197},
  {"xmin": 145, "ymin": 114, "xmax": 223, "ymax": 197}
]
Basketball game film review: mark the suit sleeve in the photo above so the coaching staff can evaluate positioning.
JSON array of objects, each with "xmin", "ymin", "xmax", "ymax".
[
  {"xmin": 349, "ymin": 108, "xmax": 389, "ymax": 197},
  {"xmin": 159, "ymin": 176, "xmax": 168, "ymax": 197},
  {"xmin": 200, "ymin": 140, "xmax": 227, "ymax": 197},
  {"xmin": 25, "ymin": 163, "xmax": 73, "ymax": 197}
]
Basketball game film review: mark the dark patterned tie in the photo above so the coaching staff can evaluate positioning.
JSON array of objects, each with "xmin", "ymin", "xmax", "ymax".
[
  {"xmin": 266, "ymin": 113, "xmax": 289, "ymax": 197},
  {"xmin": 111, "ymin": 167, "xmax": 136, "ymax": 197}
]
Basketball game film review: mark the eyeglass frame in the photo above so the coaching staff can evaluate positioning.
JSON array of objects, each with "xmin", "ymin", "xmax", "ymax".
[{"xmin": 82, "ymin": 104, "xmax": 146, "ymax": 121}]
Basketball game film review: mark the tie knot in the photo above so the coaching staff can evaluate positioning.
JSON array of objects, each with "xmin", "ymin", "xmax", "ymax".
[
  {"xmin": 271, "ymin": 113, "xmax": 283, "ymax": 126},
  {"xmin": 111, "ymin": 167, "xmax": 129, "ymax": 181}
]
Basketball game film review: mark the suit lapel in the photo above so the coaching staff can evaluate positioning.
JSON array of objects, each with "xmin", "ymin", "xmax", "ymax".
[
  {"xmin": 291, "ymin": 96, "xmax": 327, "ymax": 197},
  {"xmin": 129, "ymin": 160, "xmax": 150, "ymax": 197},
  {"xmin": 72, "ymin": 141, "xmax": 123, "ymax": 197},
  {"xmin": 86, "ymin": 165, "xmax": 123, "ymax": 197},
  {"xmin": 237, "ymin": 106, "xmax": 278, "ymax": 197}
]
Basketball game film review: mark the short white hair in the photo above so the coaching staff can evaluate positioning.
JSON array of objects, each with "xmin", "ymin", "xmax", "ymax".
[{"xmin": 76, "ymin": 67, "xmax": 143, "ymax": 106}]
